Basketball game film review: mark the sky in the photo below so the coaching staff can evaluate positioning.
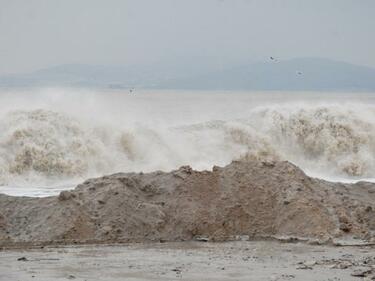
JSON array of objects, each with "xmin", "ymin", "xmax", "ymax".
[{"xmin": 0, "ymin": 0, "xmax": 374, "ymax": 75}]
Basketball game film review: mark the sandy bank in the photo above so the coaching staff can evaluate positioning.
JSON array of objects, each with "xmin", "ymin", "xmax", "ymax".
[{"xmin": 1, "ymin": 160, "xmax": 375, "ymax": 247}]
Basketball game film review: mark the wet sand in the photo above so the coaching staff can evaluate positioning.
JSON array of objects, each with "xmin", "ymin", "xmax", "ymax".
[{"xmin": 1, "ymin": 241, "xmax": 374, "ymax": 281}]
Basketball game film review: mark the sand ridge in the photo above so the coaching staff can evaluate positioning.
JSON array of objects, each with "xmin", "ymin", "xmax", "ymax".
[{"xmin": 1, "ymin": 160, "xmax": 375, "ymax": 247}]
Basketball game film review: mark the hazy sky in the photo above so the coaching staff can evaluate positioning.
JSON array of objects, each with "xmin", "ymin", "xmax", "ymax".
[{"xmin": 0, "ymin": 0, "xmax": 374, "ymax": 75}]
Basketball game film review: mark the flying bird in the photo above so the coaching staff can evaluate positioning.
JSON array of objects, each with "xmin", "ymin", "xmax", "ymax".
[{"xmin": 270, "ymin": 56, "xmax": 278, "ymax": 62}]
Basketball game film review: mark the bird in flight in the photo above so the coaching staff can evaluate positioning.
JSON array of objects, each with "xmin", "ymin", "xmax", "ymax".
[{"xmin": 270, "ymin": 56, "xmax": 278, "ymax": 62}]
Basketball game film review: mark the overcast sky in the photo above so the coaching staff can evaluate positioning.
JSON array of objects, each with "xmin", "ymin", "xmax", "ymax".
[{"xmin": 0, "ymin": 0, "xmax": 374, "ymax": 75}]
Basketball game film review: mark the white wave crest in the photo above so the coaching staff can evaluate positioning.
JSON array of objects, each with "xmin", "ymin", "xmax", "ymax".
[{"xmin": 2, "ymin": 92, "xmax": 375, "ymax": 189}]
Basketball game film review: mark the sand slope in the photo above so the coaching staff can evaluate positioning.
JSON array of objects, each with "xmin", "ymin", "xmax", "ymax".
[{"xmin": 1, "ymin": 160, "xmax": 375, "ymax": 247}]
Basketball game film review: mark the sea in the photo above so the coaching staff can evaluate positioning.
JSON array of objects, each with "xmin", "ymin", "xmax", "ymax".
[{"xmin": 1, "ymin": 88, "xmax": 375, "ymax": 197}]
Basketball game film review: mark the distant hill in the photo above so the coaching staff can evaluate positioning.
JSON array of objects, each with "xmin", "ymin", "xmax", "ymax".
[
  {"xmin": 0, "ymin": 64, "xmax": 161, "ymax": 88},
  {"xmin": 157, "ymin": 58, "xmax": 375, "ymax": 91},
  {"xmin": 1, "ymin": 58, "xmax": 375, "ymax": 91}
]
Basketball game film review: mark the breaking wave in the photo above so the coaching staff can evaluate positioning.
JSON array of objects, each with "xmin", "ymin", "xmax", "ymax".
[{"xmin": 2, "ymin": 103, "xmax": 375, "ymax": 187}]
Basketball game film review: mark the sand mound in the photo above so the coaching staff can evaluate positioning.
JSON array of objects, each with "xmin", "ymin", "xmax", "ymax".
[{"xmin": 1, "ymin": 160, "xmax": 375, "ymax": 247}]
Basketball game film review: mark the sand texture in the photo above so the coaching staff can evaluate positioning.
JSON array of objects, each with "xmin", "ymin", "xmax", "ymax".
[{"xmin": 1, "ymin": 160, "xmax": 375, "ymax": 247}]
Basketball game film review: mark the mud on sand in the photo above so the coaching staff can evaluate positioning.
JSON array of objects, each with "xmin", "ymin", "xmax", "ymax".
[{"xmin": 1, "ymin": 241, "xmax": 375, "ymax": 281}]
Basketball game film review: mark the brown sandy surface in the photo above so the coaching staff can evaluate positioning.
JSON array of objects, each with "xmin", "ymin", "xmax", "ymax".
[
  {"xmin": 1, "ymin": 160, "xmax": 375, "ymax": 247},
  {"xmin": 1, "ymin": 241, "xmax": 375, "ymax": 281}
]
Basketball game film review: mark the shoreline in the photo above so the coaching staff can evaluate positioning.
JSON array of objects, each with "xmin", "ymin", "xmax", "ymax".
[{"xmin": 1, "ymin": 240, "xmax": 375, "ymax": 281}]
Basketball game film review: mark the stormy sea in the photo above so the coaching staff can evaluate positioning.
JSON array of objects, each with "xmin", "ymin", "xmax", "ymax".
[{"xmin": 1, "ymin": 88, "xmax": 375, "ymax": 196}]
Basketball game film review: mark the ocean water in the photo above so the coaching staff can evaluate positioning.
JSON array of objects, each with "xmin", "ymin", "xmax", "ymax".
[{"xmin": 1, "ymin": 88, "xmax": 375, "ymax": 197}]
